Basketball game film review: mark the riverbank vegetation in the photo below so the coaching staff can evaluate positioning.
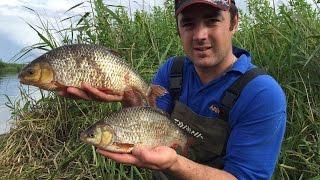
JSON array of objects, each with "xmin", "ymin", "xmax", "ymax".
[
  {"xmin": 0, "ymin": 0, "xmax": 319, "ymax": 179},
  {"xmin": 0, "ymin": 60, "xmax": 24, "ymax": 74}
]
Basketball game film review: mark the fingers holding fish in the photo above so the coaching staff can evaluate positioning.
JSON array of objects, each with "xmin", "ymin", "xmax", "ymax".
[
  {"xmin": 96, "ymin": 146, "xmax": 178, "ymax": 170},
  {"xmin": 81, "ymin": 83, "xmax": 124, "ymax": 102},
  {"xmin": 96, "ymin": 148, "xmax": 142, "ymax": 166},
  {"xmin": 81, "ymin": 84, "xmax": 143, "ymax": 105},
  {"xmin": 57, "ymin": 84, "xmax": 123, "ymax": 102},
  {"xmin": 131, "ymin": 146, "xmax": 178, "ymax": 170},
  {"xmin": 58, "ymin": 86, "xmax": 92, "ymax": 100}
]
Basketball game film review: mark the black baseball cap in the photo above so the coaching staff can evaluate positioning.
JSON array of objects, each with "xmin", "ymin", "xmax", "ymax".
[{"xmin": 175, "ymin": 0, "xmax": 235, "ymax": 16}]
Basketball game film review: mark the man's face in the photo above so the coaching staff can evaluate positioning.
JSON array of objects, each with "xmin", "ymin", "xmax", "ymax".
[{"xmin": 177, "ymin": 3, "xmax": 237, "ymax": 69}]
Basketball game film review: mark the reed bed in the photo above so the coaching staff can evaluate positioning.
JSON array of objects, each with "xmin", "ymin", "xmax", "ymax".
[{"xmin": 0, "ymin": 0, "xmax": 319, "ymax": 179}]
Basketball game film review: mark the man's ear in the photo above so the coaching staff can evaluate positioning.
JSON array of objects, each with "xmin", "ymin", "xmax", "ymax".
[
  {"xmin": 176, "ymin": 19, "xmax": 181, "ymax": 37},
  {"xmin": 176, "ymin": 15, "xmax": 182, "ymax": 37},
  {"xmin": 230, "ymin": 14, "xmax": 239, "ymax": 33}
]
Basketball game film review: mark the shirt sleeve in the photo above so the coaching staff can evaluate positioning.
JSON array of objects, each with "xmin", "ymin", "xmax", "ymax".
[
  {"xmin": 152, "ymin": 57, "xmax": 175, "ymax": 113},
  {"xmin": 223, "ymin": 75, "xmax": 287, "ymax": 180}
]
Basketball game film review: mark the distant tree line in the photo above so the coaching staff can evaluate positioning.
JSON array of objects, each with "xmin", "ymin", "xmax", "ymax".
[{"xmin": 0, "ymin": 59, "xmax": 24, "ymax": 74}]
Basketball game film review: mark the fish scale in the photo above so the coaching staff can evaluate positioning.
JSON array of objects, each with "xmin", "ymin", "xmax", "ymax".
[
  {"xmin": 80, "ymin": 106, "xmax": 188, "ymax": 153},
  {"xmin": 19, "ymin": 44, "xmax": 167, "ymax": 107},
  {"xmin": 49, "ymin": 45, "xmax": 140, "ymax": 92}
]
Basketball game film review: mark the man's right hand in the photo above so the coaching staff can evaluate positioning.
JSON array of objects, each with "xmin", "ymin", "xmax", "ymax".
[{"xmin": 57, "ymin": 83, "xmax": 143, "ymax": 107}]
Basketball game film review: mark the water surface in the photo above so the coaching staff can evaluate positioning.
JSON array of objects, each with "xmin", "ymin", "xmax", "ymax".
[{"xmin": 0, "ymin": 73, "xmax": 43, "ymax": 134}]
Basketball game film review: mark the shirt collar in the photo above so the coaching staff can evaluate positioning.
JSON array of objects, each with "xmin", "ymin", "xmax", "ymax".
[{"xmin": 227, "ymin": 46, "xmax": 252, "ymax": 74}]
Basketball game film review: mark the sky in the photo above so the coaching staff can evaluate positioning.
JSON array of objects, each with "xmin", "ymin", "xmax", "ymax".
[{"xmin": 0, "ymin": 0, "xmax": 316, "ymax": 63}]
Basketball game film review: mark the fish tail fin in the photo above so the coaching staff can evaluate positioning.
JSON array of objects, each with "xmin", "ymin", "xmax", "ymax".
[{"xmin": 147, "ymin": 85, "xmax": 168, "ymax": 108}]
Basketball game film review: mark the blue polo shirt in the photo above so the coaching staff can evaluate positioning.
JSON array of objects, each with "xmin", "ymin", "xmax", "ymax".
[{"xmin": 152, "ymin": 47, "xmax": 286, "ymax": 179}]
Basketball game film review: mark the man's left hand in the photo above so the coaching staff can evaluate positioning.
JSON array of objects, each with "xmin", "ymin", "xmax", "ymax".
[{"xmin": 97, "ymin": 146, "xmax": 178, "ymax": 170}]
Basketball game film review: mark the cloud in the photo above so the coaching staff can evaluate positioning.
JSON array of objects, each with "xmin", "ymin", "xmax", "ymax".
[
  {"xmin": 0, "ymin": 31, "xmax": 39, "ymax": 62},
  {"xmin": 1, "ymin": 0, "xmax": 316, "ymax": 62},
  {"xmin": 0, "ymin": 0, "xmax": 23, "ymax": 7},
  {"xmin": 0, "ymin": 0, "xmax": 248, "ymax": 62},
  {"xmin": 0, "ymin": 3, "xmax": 42, "ymax": 61},
  {"xmin": 0, "ymin": 0, "xmax": 90, "ymax": 62}
]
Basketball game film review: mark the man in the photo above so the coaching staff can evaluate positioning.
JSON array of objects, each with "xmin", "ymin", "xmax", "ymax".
[{"xmin": 59, "ymin": 0, "xmax": 286, "ymax": 179}]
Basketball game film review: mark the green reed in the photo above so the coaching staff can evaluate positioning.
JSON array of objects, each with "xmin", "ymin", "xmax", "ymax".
[
  {"xmin": 234, "ymin": 0, "xmax": 320, "ymax": 179},
  {"xmin": 0, "ymin": 0, "xmax": 319, "ymax": 179}
]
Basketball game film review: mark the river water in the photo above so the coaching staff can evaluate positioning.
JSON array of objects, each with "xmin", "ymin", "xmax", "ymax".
[{"xmin": 0, "ymin": 73, "xmax": 43, "ymax": 134}]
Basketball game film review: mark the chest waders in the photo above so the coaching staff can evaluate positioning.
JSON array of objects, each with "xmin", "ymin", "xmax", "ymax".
[{"xmin": 152, "ymin": 57, "xmax": 267, "ymax": 180}]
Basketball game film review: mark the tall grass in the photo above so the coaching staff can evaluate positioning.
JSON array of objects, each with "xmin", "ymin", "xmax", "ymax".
[
  {"xmin": 0, "ymin": 0, "xmax": 319, "ymax": 179},
  {"xmin": 235, "ymin": 0, "xmax": 320, "ymax": 178}
]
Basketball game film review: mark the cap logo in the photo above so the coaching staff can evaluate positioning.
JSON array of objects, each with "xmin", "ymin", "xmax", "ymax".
[
  {"xmin": 213, "ymin": 0, "xmax": 230, "ymax": 8},
  {"xmin": 209, "ymin": 104, "xmax": 220, "ymax": 114}
]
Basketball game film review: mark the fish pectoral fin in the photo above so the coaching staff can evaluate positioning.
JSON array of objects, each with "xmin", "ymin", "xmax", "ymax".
[
  {"xmin": 97, "ymin": 87, "xmax": 121, "ymax": 95},
  {"xmin": 181, "ymin": 137, "xmax": 197, "ymax": 158},
  {"xmin": 107, "ymin": 49, "xmax": 121, "ymax": 57},
  {"xmin": 170, "ymin": 143, "xmax": 180, "ymax": 149},
  {"xmin": 39, "ymin": 81, "xmax": 66, "ymax": 91},
  {"xmin": 113, "ymin": 142, "xmax": 135, "ymax": 153},
  {"xmin": 170, "ymin": 143, "xmax": 183, "ymax": 155},
  {"xmin": 52, "ymin": 81, "xmax": 67, "ymax": 90}
]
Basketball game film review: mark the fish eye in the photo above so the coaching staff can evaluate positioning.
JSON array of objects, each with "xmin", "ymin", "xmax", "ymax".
[{"xmin": 27, "ymin": 69, "xmax": 34, "ymax": 75}]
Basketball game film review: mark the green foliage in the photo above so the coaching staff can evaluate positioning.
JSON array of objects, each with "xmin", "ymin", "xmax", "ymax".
[
  {"xmin": 0, "ymin": 90, "xmax": 150, "ymax": 179},
  {"xmin": 0, "ymin": 60, "xmax": 5, "ymax": 70},
  {"xmin": 234, "ymin": 0, "xmax": 320, "ymax": 179},
  {"xmin": 72, "ymin": 0, "xmax": 182, "ymax": 81},
  {"xmin": 0, "ymin": 59, "xmax": 24, "ymax": 74},
  {"xmin": 0, "ymin": 0, "xmax": 319, "ymax": 179}
]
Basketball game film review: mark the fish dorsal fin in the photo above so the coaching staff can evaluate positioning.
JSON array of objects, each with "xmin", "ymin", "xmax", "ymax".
[
  {"xmin": 107, "ymin": 49, "xmax": 121, "ymax": 57},
  {"xmin": 156, "ymin": 108, "xmax": 170, "ymax": 117},
  {"xmin": 145, "ymin": 106, "xmax": 170, "ymax": 118}
]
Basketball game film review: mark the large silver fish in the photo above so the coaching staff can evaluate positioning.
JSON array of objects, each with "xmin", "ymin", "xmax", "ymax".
[
  {"xmin": 18, "ymin": 44, "xmax": 166, "ymax": 106},
  {"xmin": 80, "ymin": 107, "xmax": 188, "ymax": 153}
]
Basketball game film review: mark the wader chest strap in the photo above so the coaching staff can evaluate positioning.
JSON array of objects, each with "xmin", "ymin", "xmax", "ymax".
[
  {"xmin": 220, "ymin": 68, "xmax": 267, "ymax": 120},
  {"xmin": 169, "ymin": 56, "xmax": 185, "ymax": 101}
]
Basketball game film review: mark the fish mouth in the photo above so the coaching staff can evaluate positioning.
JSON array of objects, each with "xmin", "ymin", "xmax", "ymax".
[
  {"xmin": 18, "ymin": 77, "xmax": 34, "ymax": 86},
  {"xmin": 80, "ymin": 132, "xmax": 88, "ymax": 142},
  {"xmin": 19, "ymin": 78, "xmax": 28, "ymax": 85},
  {"xmin": 18, "ymin": 72, "xmax": 22, "ymax": 79},
  {"xmin": 19, "ymin": 78, "xmax": 28, "ymax": 84},
  {"xmin": 18, "ymin": 72, "xmax": 26, "ymax": 83}
]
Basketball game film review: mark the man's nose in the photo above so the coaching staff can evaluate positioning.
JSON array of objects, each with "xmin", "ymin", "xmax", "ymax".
[{"xmin": 193, "ymin": 23, "xmax": 208, "ymax": 42}]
